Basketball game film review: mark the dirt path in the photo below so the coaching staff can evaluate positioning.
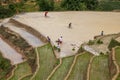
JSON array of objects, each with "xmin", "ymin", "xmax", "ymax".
[
  {"xmin": 0, "ymin": 38, "xmax": 23, "ymax": 64},
  {"xmin": 47, "ymin": 58, "xmax": 62, "ymax": 80},
  {"xmin": 64, "ymin": 53, "xmax": 85, "ymax": 80},
  {"xmin": 86, "ymin": 56, "xmax": 95, "ymax": 80},
  {"xmin": 112, "ymin": 48, "xmax": 120, "ymax": 80}
]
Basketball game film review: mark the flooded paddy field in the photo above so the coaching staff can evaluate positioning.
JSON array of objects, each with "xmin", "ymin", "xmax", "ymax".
[{"xmin": 11, "ymin": 11, "xmax": 120, "ymax": 57}]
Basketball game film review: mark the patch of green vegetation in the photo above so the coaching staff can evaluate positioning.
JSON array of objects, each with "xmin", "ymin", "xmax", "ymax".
[
  {"xmin": 53, "ymin": 45, "xmax": 61, "ymax": 52},
  {"xmin": 0, "ymin": 6, "xmax": 14, "ymax": 19},
  {"xmin": 68, "ymin": 53, "xmax": 93, "ymax": 80},
  {"xmin": 116, "ymin": 74, "xmax": 120, "ymax": 80},
  {"xmin": 9, "ymin": 61, "xmax": 32, "ymax": 80},
  {"xmin": 97, "ymin": 1, "xmax": 120, "ymax": 11},
  {"xmin": 21, "ymin": 75, "xmax": 32, "ymax": 80},
  {"xmin": 61, "ymin": 0, "xmax": 98, "ymax": 10},
  {"xmin": 88, "ymin": 40, "xmax": 95, "ymax": 45},
  {"xmin": 115, "ymin": 47, "xmax": 120, "ymax": 68},
  {"xmin": 97, "ymin": 39, "xmax": 103, "ymax": 44},
  {"xmin": 54, "ymin": 2, "xmax": 64, "ymax": 11},
  {"xmin": 0, "ymin": 1, "xmax": 38, "ymax": 19},
  {"xmin": 33, "ymin": 43, "xmax": 58, "ymax": 80},
  {"xmin": 78, "ymin": 46, "xmax": 84, "ymax": 53},
  {"xmin": 22, "ymin": 3, "xmax": 38, "ymax": 12},
  {"xmin": 50, "ymin": 56, "xmax": 74, "ymax": 80},
  {"xmin": 90, "ymin": 55, "xmax": 110, "ymax": 80},
  {"xmin": 115, "ymin": 47, "xmax": 120, "ymax": 80},
  {"xmin": 108, "ymin": 39, "xmax": 120, "ymax": 50},
  {"xmin": 0, "ymin": 27, "xmax": 37, "ymax": 72},
  {"xmin": 0, "ymin": 52, "xmax": 12, "ymax": 80}
]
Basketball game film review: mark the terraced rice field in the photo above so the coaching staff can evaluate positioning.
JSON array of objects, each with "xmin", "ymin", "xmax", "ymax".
[
  {"xmin": 1, "ymin": 12, "xmax": 120, "ymax": 80},
  {"xmin": 50, "ymin": 56, "xmax": 74, "ymax": 80},
  {"xmin": 8, "ymin": 45, "xmax": 120, "ymax": 80},
  {"xmin": 0, "ymin": 24, "xmax": 119, "ymax": 80},
  {"xmin": 0, "ymin": 38, "xmax": 23, "ymax": 64},
  {"xmin": 4, "ymin": 23, "xmax": 44, "ymax": 47},
  {"xmin": 0, "ymin": 52, "xmax": 12, "ymax": 80},
  {"xmin": 116, "ymin": 74, "xmax": 120, "ymax": 80},
  {"xmin": 115, "ymin": 47, "xmax": 120, "ymax": 68},
  {"xmin": 68, "ymin": 53, "xmax": 93, "ymax": 80},
  {"xmin": 115, "ymin": 47, "xmax": 120, "ymax": 80},
  {"xmin": 32, "ymin": 43, "xmax": 58, "ymax": 80},
  {"xmin": 14, "ymin": 12, "xmax": 120, "ymax": 58},
  {"xmin": 9, "ymin": 61, "xmax": 32, "ymax": 80},
  {"xmin": 21, "ymin": 75, "xmax": 32, "ymax": 80},
  {"xmin": 89, "ymin": 55, "xmax": 110, "ymax": 80},
  {"xmin": 1, "ymin": 43, "xmax": 120, "ymax": 80}
]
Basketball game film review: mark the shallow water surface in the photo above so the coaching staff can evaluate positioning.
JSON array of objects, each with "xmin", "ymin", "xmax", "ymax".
[
  {"xmin": 13, "ymin": 11, "xmax": 120, "ymax": 57},
  {"xmin": 0, "ymin": 38, "xmax": 23, "ymax": 64}
]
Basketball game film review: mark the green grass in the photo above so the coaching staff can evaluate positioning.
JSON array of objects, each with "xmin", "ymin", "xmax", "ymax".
[
  {"xmin": 90, "ymin": 55, "xmax": 110, "ymax": 80},
  {"xmin": 33, "ymin": 43, "xmax": 58, "ymax": 80},
  {"xmin": 0, "ymin": 52, "xmax": 12, "ymax": 80},
  {"xmin": 115, "ymin": 47, "xmax": 120, "ymax": 80},
  {"xmin": 98, "ymin": 1, "xmax": 120, "ymax": 11},
  {"xmin": 50, "ymin": 56, "xmax": 74, "ymax": 80},
  {"xmin": 9, "ymin": 61, "xmax": 32, "ymax": 80},
  {"xmin": 21, "ymin": 75, "xmax": 32, "ymax": 80},
  {"xmin": 115, "ymin": 47, "xmax": 120, "ymax": 68},
  {"xmin": 116, "ymin": 74, "xmax": 120, "ymax": 80},
  {"xmin": 68, "ymin": 53, "xmax": 93, "ymax": 80},
  {"xmin": 23, "ymin": 3, "xmax": 39, "ymax": 12}
]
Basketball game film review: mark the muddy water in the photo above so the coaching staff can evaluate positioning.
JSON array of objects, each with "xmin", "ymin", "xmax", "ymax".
[
  {"xmin": 0, "ymin": 38, "xmax": 23, "ymax": 64},
  {"xmin": 13, "ymin": 11, "xmax": 120, "ymax": 57},
  {"xmin": 14, "ymin": 12, "xmax": 120, "ymax": 43}
]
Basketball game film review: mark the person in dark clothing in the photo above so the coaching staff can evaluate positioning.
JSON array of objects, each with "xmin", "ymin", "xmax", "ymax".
[
  {"xmin": 47, "ymin": 36, "xmax": 51, "ymax": 42},
  {"xmin": 101, "ymin": 31, "xmax": 104, "ymax": 36},
  {"xmin": 68, "ymin": 23, "xmax": 72, "ymax": 28}
]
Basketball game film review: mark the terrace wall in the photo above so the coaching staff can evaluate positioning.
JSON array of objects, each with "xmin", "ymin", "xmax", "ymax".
[
  {"xmin": 9, "ymin": 18, "xmax": 48, "ymax": 43},
  {"xmin": 108, "ymin": 51, "xmax": 116, "ymax": 79}
]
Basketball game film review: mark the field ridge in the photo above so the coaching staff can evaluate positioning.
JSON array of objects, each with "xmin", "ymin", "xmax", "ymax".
[
  {"xmin": 86, "ymin": 56, "xmax": 95, "ymax": 80},
  {"xmin": 64, "ymin": 53, "xmax": 85, "ymax": 80},
  {"xmin": 47, "ymin": 58, "xmax": 62, "ymax": 80}
]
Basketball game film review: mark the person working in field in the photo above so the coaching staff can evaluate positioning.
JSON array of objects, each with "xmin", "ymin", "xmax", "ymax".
[
  {"xmin": 44, "ymin": 11, "xmax": 48, "ymax": 17},
  {"xmin": 47, "ymin": 36, "xmax": 51, "ymax": 42},
  {"xmin": 56, "ymin": 36, "xmax": 63, "ymax": 46},
  {"xmin": 68, "ymin": 23, "xmax": 72, "ymax": 28},
  {"xmin": 56, "ymin": 36, "xmax": 63, "ymax": 52},
  {"xmin": 101, "ymin": 31, "xmax": 104, "ymax": 36},
  {"xmin": 58, "ymin": 36, "xmax": 63, "ymax": 44}
]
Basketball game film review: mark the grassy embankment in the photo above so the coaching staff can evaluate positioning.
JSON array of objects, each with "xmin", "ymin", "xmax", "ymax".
[
  {"xmin": 21, "ymin": 75, "xmax": 32, "ymax": 80},
  {"xmin": 98, "ymin": 1, "xmax": 120, "ymax": 11},
  {"xmin": 9, "ymin": 61, "xmax": 32, "ymax": 80},
  {"xmin": 32, "ymin": 43, "xmax": 59, "ymax": 80},
  {"xmin": 115, "ymin": 47, "xmax": 120, "ymax": 80},
  {"xmin": 23, "ymin": 1, "xmax": 39, "ymax": 12},
  {"xmin": 68, "ymin": 53, "xmax": 93, "ymax": 80},
  {"xmin": 89, "ymin": 54, "xmax": 110, "ymax": 80},
  {"xmin": 0, "ymin": 52, "xmax": 12, "ymax": 80},
  {"xmin": 50, "ymin": 56, "xmax": 74, "ymax": 80},
  {"xmin": 0, "ymin": 27, "xmax": 37, "ymax": 72}
]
